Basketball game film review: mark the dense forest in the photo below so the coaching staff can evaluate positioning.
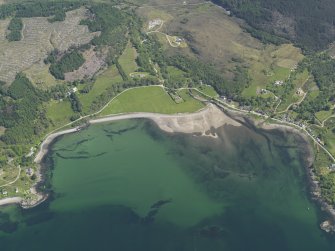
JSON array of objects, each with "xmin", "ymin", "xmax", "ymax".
[
  {"xmin": 0, "ymin": 1, "xmax": 83, "ymax": 20},
  {"xmin": 48, "ymin": 50, "xmax": 85, "ymax": 80},
  {"xmin": 212, "ymin": 0, "xmax": 335, "ymax": 51},
  {"xmin": 0, "ymin": 74, "xmax": 49, "ymax": 145},
  {"xmin": 167, "ymin": 55, "xmax": 250, "ymax": 98},
  {"xmin": 80, "ymin": 4, "xmax": 130, "ymax": 64},
  {"xmin": 6, "ymin": 17, "xmax": 23, "ymax": 41},
  {"xmin": 69, "ymin": 93, "xmax": 82, "ymax": 113},
  {"xmin": 48, "ymin": 9, "xmax": 66, "ymax": 23}
]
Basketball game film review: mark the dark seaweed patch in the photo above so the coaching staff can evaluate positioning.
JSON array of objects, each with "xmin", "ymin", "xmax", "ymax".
[
  {"xmin": 103, "ymin": 124, "xmax": 138, "ymax": 135},
  {"xmin": 0, "ymin": 212, "xmax": 18, "ymax": 233},
  {"xmin": 24, "ymin": 211, "xmax": 54, "ymax": 226},
  {"xmin": 55, "ymin": 152, "xmax": 107, "ymax": 160},
  {"xmin": 141, "ymin": 199, "xmax": 172, "ymax": 224},
  {"xmin": 150, "ymin": 199, "xmax": 172, "ymax": 209},
  {"xmin": 56, "ymin": 138, "xmax": 94, "ymax": 152}
]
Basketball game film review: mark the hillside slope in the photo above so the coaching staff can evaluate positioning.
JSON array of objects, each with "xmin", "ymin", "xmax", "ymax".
[{"xmin": 212, "ymin": 0, "xmax": 335, "ymax": 51}]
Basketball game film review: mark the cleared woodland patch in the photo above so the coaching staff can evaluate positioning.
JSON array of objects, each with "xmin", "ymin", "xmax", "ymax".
[
  {"xmin": 0, "ymin": 7, "xmax": 98, "ymax": 85},
  {"xmin": 64, "ymin": 47, "xmax": 106, "ymax": 82}
]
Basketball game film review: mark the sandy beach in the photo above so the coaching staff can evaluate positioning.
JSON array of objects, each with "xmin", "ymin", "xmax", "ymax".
[
  {"xmin": 0, "ymin": 103, "xmax": 311, "ymax": 208},
  {"xmin": 0, "ymin": 105, "xmax": 231, "ymax": 208},
  {"xmin": 91, "ymin": 104, "xmax": 241, "ymax": 134},
  {"xmin": 34, "ymin": 128, "xmax": 80, "ymax": 164},
  {"xmin": 0, "ymin": 197, "xmax": 22, "ymax": 206},
  {"xmin": 34, "ymin": 104, "xmax": 234, "ymax": 166},
  {"xmin": 2, "ymin": 102, "xmax": 331, "ymax": 227}
]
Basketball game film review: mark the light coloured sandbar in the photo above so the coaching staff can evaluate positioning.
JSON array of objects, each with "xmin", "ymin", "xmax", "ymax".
[
  {"xmin": 91, "ymin": 104, "xmax": 241, "ymax": 134},
  {"xmin": 0, "ymin": 197, "xmax": 22, "ymax": 206}
]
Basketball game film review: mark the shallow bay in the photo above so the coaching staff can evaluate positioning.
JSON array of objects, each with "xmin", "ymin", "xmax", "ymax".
[{"xmin": 0, "ymin": 119, "xmax": 335, "ymax": 250}]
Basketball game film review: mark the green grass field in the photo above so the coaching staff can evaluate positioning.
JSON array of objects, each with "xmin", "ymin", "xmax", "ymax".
[
  {"xmin": 242, "ymin": 84, "xmax": 258, "ymax": 97},
  {"xmin": 260, "ymin": 92, "xmax": 276, "ymax": 99},
  {"xmin": 268, "ymin": 66, "xmax": 291, "ymax": 83},
  {"xmin": 198, "ymin": 85, "xmax": 219, "ymax": 98},
  {"xmin": 308, "ymin": 90, "xmax": 320, "ymax": 100},
  {"xmin": 0, "ymin": 126, "xmax": 5, "ymax": 136},
  {"xmin": 243, "ymin": 66, "xmax": 291, "ymax": 98},
  {"xmin": 293, "ymin": 69, "xmax": 309, "ymax": 88},
  {"xmin": 46, "ymin": 100, "xmax": 75, "ymax": 127},
  {"xmin": 242, "ymin": 44, "xmax": 302, "ymax": 98},
  {"xmin": 325, "ymin": 131, "xmax": 335, "ymax": 156},
  {"xmin": 316, "ymin": 110, "xmax": 333, "ymax": 122},
  {"xmin": 25, "ymin": 63, "xmax": 63, "ymax": 89},
  {"xmin": 0, "ymin": 165, "xmax": 20, "ymax": 186},
  {"xmin": 242, "ymin": 63, "xmax": 290, "ymax": 97},
  {"xmin": 272, "ymin": 69, "xmax": 309, "ymax": 111},
  {"xmin": 272, "ymin": 44, "xmax": 304, "ymax": 68},
  {"xmin": 167, "ymin": 66, "xmax": 185, "ymax": 77},
  {"xmin": 100, "ymin": 86, "xmax": 204, "ymax": 115},
  {"xmin": 118, "ymin": 42, "xmax": 138, "ymax": 76},
  {"xmin": 47, "ymin": 65, "xmax": 122, "ymax": 125},
  {"xmin": 79, "ymin": 65, "xmax": 122, "ymax": 112},
  {"xmin": 305, "ymin": 84, "xmax": 319, "ymax": 103},
  {"xmin": 277, "ymin": 94, "xmax": 301, "ymax": 112},
  {"xmin": 324, "ymin": 118, "xmax": 335, "ymax": 156}
]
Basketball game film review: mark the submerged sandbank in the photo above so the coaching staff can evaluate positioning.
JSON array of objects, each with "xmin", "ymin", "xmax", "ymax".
[
  {"xmin": 1, "ymin": 105, "xmax": 231, "ymax": 207},
  {"xmin": 0, "ymin": 103, "xmax": 326, "ymax": 228}
]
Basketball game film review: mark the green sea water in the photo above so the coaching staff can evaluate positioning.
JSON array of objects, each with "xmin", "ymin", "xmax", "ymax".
[{"xmin": 0, "ymin": 119, "xmax": 335, "ymax": 250}]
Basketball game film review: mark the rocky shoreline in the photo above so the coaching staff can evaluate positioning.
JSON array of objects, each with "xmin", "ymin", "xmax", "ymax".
[
  {"xmin": 249, "ymin": 112, "xmax": 335, "ymax": 233},
  {"xmin": 275, "ymin": 125, "xmax": 335, "ymax": 233},
  {"xmin": 231, "ymin": 110, "xmax": 335, "ymax": 233},
  {"xmin": 309, "ymin": 170, "xmax": 335, "ymax": 233}
]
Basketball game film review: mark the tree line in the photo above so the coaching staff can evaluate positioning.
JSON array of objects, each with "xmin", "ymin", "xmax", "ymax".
[{"xmin": 6, "ymin": 17, "xmax": 23, "ymax": 41}]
